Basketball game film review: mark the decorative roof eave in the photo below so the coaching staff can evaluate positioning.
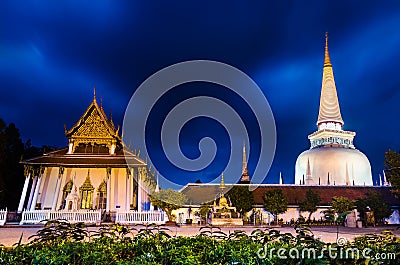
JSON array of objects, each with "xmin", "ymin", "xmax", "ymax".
[
  {"xmin": 308, "ymin": 129, "xmax": 356, "ymax": 138},
  {"xmin": 20, "ymin": 158, "xmax": 146, "ymax": 167},
  {"xmin": 20, "ymin": 147, "xmax": 147, "ymax": 167}
]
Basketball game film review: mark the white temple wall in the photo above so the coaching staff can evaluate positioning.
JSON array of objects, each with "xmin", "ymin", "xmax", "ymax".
[
  {"xmin": 172, "ymin": 206, "xmax": 332, "ymax": 224},
  {"xmin": 38, "ymin": 167, "xmax": 58, "ymax": 209},
  {"xmin": 270, "ymin": 206, "xmax": 327, "ymax": 222},
  {"xmin": 31, "ymin": 167, "xmax": 136, "ymax": 211}
]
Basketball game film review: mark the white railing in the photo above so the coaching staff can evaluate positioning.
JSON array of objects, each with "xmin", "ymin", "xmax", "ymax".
[
  {"xmin": 0, "ymin": 208, "xmax": 7, "ymax": 226},
  {"xmin": 115, "ymin": 211, "xmax": 165, "ymax": 224},
  {"xmin": 20, "ymin": 210, "xmax": 102, "ymax": 225}
]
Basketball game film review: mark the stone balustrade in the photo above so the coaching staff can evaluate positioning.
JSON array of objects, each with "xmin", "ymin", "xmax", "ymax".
[
  {"xmin": 115, "ymin": 210, "xmax": 165, "ymax": 224},
  {"xmin": 20, "ymin": 210, "xmax": 102, "ymax": 225}
]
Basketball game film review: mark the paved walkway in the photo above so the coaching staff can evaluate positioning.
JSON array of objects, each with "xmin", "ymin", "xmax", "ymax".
[{"xmin": 0, "ymin": 225, "xmax": 398, "ymax": 247}]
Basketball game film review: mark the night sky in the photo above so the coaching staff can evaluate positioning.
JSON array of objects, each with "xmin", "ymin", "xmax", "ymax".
[{"xmin": 1, "ymin": 1, "xmax": 400, "ymax": 186}]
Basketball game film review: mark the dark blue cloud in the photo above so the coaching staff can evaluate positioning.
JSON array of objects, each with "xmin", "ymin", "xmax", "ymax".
[{"xmin": 1, "ymin": 1, "xmax": 400, "ymax": 184}]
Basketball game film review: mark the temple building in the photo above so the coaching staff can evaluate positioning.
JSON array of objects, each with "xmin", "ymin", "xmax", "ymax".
[
  {"xmin": 295, "ymin": 34, "xmax": 373, "ymax": 186},
  {"xmin": 17, "ymin": 91, "xmax": 154, "ymax": 216},
  {"xmin": 8, "ymin": 35, "xmax": 396, "ymax": 227}
]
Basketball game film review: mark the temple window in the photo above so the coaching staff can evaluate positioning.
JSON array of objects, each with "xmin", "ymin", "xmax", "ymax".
[
  {"xmin": 79, "ymin": 172, "xmax": 94, "ymax": 209},
  {"xmin": 96, "ymin": 180, "xmax": 107, "ymax": 209}
]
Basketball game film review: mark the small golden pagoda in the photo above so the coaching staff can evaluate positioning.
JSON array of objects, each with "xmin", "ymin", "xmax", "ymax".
[{"xmin": 210, "ymin": 172, "xmax": 243, "ymax": 226}]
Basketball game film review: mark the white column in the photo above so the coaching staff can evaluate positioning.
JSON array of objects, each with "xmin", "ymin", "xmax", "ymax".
[
  {"xmin": 125, "ymin": 168, "xmax": 130, "ymax": 211},
  {"xmin": 92, "ymin": 190, "xmax": 97, "ymax": 210},
  {"xmin": 27, "ymin": 176, "xmax": 38, "ymax": 210},
  {"xmin": 106, "ymin": 168, "xmax": 111, "ymax": 212},
  {"xmin": 51, "ymin": 167, "xmax": 64, "ymax": 210},
  {"xmin": 110, "ymin": 143, "xmax": 116, "ymax": 155},
  {"xmin": 137, "ymin": 169, "xmax": 142, "ymax": 212},
  {"xmin": 18, "ymin": 174, "xmax": 31, "ymax": 212},
  {"xmin": 129, "ymin": 169, "xmax": 133, "ymax": 209},
  {"xmin": 67, "ymin": 141, "xmax": 73, "ymax": 154},
  {"xmin": 30, "ymin": 175, "xmax": 42, "ymax": 211},
  {"xmin": 148, "ymin": 183, "xmax": 154, "ymax": 211}
]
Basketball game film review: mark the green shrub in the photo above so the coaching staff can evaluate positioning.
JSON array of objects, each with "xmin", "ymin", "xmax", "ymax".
[{"xmin": 0, "ymin": 220, "xmax": 398, "ymax": 264}]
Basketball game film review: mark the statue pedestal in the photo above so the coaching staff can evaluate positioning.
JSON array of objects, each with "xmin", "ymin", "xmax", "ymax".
[{"xmin": 211, "ymin": 217, "xmax": 243, "ymax": 226}]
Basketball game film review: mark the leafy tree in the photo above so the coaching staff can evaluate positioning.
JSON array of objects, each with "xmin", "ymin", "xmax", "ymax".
[
  {"xmin": 0, "ymin": 119, "xmax": 25, "ymax": 209},
  {"xmin": 329, "ymin": 196, "xmax": 355, "ymax": 215},
  {"xmin": 23, "ymin": 139, "xmax": 57, "ymax": 160},
  {"xmin": 325, "ymin": 196, "xmax": 355, "ymax": 239},
  {"xmin": 226, "ymin": 186, "xmax": 254, "ymax": 216},
  {"xmin": 263, "ymin": 189, "xmax": 287, "ymax": 221},
  {"xmin": 384, "ymin": 149, "xmax": 400, "ymax": 197},
  {"xmin": 150, "ymin": 189, "xmax": 188, "ymax": 222},
  {"xmin": 299, "ymin": 189, "xmax": 321, "ymax": 221},
  {"xmin": 195, "ymin": 202, "xmax": 212, "ymax": 225},
  {"xmin": 355, "ymin": 191, "xmax": 392, "ymax": 224},
  {"xmin": 323, "ymin": 208, "xmax": 335, "ymax": 222}
]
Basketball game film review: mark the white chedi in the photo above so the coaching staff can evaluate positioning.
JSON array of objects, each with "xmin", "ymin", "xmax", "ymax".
[{"xmin": 294, "ymin": 34, "xmax": 372, "ymax": 186}]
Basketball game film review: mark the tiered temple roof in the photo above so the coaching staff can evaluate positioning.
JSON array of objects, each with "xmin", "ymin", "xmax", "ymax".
[{"xmin": 22, "ymin": 90, "xmax": 146, "ymax": 168}]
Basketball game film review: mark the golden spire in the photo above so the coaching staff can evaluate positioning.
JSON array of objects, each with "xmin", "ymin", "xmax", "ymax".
[
  {"xmin": 324, "ymin": 32, "xmax": 332, "ymax": 67},
  {"xmin": 218, "ymin": 172, "xmax": 228, "ymax": 207},
  {"xmin": 317, "ymin": 33, "xmax": 344, "ymax": 127},
  {"xmin": 80, "ymin": 169, "xmax": 94, "ymax": 190},
  {"xmin": 242, "ymin": 141, "xmax": 248, "ymax": 175},
  {"xmin": 240, "ymin": 141, "xmax": 250, "ymax": 183},
  {"xmin": 220, "ymin": 172, "xmax": 226, "ymax": 190},
  {"xmin": 93, "ymin": 85, "xmax": 97, "ymax": 102}
]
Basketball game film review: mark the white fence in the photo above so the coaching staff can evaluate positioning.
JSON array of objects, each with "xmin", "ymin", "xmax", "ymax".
[
  {"xmin": 0, "ymin": 208, "xmax": 7, "ymax": 226},
  {"xmin": 20, "ymin": 210, "xmax": 102, "ymax": 225},
  {"xmin": 115, "ymin": 211, "xmax": 165, "ymax": 224}
]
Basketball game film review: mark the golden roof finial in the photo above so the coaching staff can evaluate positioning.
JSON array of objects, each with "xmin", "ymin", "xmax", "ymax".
[
  {"xmin": 324, "ymin": 32, "xmax": 332, "ymax": 67},
  {"xmin": 93, "ymin": 85, "xmax": 97, "ymax": 102},
  {"xmin": 81, "ymin": 169, "xmax": 94, "ymax": 190},
  {"xmin": 317, "ymin": 32, "xmax": 344, "ymax": 126},
  {"xmin": 220, "ymin": 172, "xmax": 226, "ymax": 190}
]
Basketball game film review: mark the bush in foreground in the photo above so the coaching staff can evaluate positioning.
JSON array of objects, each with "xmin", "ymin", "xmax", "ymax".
[{"xmin": 0, "ymin": 220, "xmax": 398, "ymax": 264}]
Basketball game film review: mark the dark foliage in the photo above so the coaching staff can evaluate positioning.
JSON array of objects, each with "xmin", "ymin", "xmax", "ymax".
[
  {"xmin": 0, "ymin": 119, "xmax": 24, "ymax": 209},
  {"xmin": 263, "ymin": 189, "xmax": 288, "ymax": 220},
  {"xmin": 0, "ymin": 220, "xmax": 399, "ymax": 264},
  {"xmin": 299, "ymin": 189, "xmax": 321, "ymax": 221},
  {"xmin": 355, "ymin": 191, "xmax": 393, "ymax": 224},
  {"xmin": 227, "ymin": 185, "xmax": 254, "ymax": 215},
  {"xmin": 0, "ymin": 118, "xmax": 57, "ymax": 210},
  {"xmin": 384, "ymin": 149, "xmax": 400, "ymax": 197}
]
